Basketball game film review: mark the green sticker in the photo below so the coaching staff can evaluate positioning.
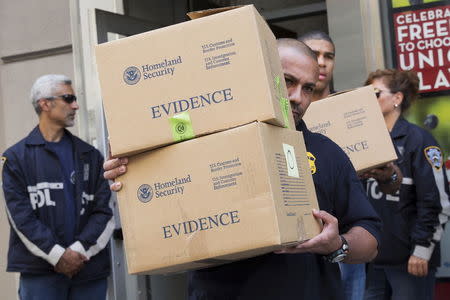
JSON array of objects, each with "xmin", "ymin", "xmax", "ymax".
[
  {"xmin": 169, "ymin": 112, "xmax": 195, "ymax": 142},
  {"xmin": 279, "ymin": 97, "xmax": 290, "ymax": 128},
  {"xmin": 274, "ymin": 76, "xmax": 290, "ymax": 129}
]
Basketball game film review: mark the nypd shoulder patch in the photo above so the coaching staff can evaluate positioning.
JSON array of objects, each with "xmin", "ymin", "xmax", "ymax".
[{"xmin": 424, "ymin": 146, "xmax": 443, "ymax": 170}]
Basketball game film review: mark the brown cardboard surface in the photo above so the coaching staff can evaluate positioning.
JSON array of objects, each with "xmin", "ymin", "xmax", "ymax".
[
  {"xmin": 95, "ymin": 5, "xmax": 294, "ymax": 157},
  {"xmin": 186, "ymin": 6, "xmax": 243, "ymax": 19},
  {"xmin": 302, "ymin": 85, "xmax": 397, "ymax": 173},
  {"xmin": 116, "ymin": 122, "xmax": 321, "ymax": 275}
]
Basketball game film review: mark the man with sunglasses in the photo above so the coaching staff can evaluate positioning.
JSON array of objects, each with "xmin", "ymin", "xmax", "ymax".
[{"xmin": 1, "ymin": 74, "xmax": 114, "ymax": 300}]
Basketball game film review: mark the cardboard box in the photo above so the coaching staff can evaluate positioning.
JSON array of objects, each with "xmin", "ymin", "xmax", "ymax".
[
  {"xmin": 117, "ymin": 122, "xmax": 321, "ymax": 274},
  {"xmin": 302, "ymin": 85, "xmax": 397, "ymax": 173},
  {"xmin": 95, "ymin": 5, "xmax": 294, "ymax": 157}
]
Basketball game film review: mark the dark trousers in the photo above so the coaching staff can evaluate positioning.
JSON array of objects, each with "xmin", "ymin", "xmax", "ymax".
[
  {"xmin": 364, "ymin": 263, "xmax": 436, "ymax": 300},
  {"xmin": 19, "ymin": 273, "xmax": 107, "ymax": 300}
]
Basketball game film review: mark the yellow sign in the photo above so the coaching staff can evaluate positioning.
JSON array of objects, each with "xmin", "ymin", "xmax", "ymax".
[{"xmin": 392, "ymin": 0, "xmax": 441, "ymax": 9}]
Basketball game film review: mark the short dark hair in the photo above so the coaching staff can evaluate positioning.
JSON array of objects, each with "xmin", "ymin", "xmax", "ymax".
[
  {"xmin": 277, "ymin": 38, "xmax": 317, "ymax": 61},
  {"xmin": 365, "ymin": 69, "xmax": 419, "ymax": 112},
  {"xmin": 298, "ymin": 31, "xmax": 335, "ymax": 53}
]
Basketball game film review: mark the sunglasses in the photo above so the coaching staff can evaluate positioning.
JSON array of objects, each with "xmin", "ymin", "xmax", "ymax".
[
  {"xmin": 373, "ymin": 89, "xmax": 391, "ymax": 99},
  {"xmin": 45, "ymin": 94, "xmax": 77, "ymax": 104}
]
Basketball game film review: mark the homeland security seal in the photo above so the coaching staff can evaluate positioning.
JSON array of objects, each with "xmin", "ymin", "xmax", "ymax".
[
  {"xmin": 137, "ymin": 184, "xmax": 153, "ymax": 203},
  {"xmin": 123, "ymin": 66, "xmax": 141, "ymax": 85}
]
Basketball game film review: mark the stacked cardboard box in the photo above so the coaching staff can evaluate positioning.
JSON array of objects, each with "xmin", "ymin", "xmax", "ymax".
[
  {"xmin": 302, "ymin": 86, "xmax": 397, "ymax": 173},
  {"xmin": 118, "ymin": 122, "xmax": 321, "ymax": 274},
  {"xmin": 95, "ymin": 5, "xmax": 295, "ymax": 157},
  {"xmin": 96, "ymin": 5, "xmax": 321, "ymax": 275}
]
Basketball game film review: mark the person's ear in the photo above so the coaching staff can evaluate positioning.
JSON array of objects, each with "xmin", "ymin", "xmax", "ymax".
[
  {"xmin": 393, "ymin": 91, "xmax": 404, "ymax": 107},
  {"xmin": 39, "ymin": 99, "xmax": 52, "ymax": 112}
]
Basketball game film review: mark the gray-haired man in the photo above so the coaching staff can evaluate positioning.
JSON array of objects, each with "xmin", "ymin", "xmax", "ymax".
[{"xmin": 1, "ymin": 74, "xmax": 114, "ymax": 300}]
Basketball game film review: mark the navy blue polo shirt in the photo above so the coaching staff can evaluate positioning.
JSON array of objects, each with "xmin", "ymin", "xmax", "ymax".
[
  {"xmin": 188, "ymin": 121, "xmax": 381, "ymax": 300},
  {"xmin": 47, "ymin": 134, "xmax": 76, "ymax": 246}
]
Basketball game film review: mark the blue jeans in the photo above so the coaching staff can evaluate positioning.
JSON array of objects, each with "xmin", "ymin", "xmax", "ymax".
[
  {"xmin": 19, "ymin": 273, "xmax": 107, "ymax": 300},
  {"xmin": 364, "ymin": 264, "xmax": 436, "ymax": 300},
  {"xmin": 340, "ymin": 263, "xmax": 366, "ymax": 300}
]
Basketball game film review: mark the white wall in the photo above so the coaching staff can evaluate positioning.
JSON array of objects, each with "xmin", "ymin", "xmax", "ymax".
[
  {"xmin": 0, "ymin": 1, "xmax": 71, "ymax": 57},
  {"xmin": 327, "ymin": 0, "xmax": 385, "ymax": 90},
  {"xmin": 0, "ymin": 1, "xmax": 74, "ymax": 298},
  {"xmin": 0, "ymin": 54, "xmax": 75, "ymax": 149}
]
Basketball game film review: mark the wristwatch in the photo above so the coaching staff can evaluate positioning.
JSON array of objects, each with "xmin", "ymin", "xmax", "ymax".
[
  {"xmin": 323, "ymin": 235, "xmax": 349, "ymax": 263},
  {"xmin": 380, "ymin": 170, "xmax": 398, "ymax": 185}
]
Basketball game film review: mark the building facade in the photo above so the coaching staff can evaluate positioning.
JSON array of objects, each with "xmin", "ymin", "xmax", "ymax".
[{"xmin": 0, "ymin": 0, "xmax": 448, "ymax": 299}]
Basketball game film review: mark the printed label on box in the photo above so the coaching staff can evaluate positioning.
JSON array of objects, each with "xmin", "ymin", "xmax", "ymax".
[{"xmin": 282, "ymin": 144, "xmax": 299, "ymax": 178}]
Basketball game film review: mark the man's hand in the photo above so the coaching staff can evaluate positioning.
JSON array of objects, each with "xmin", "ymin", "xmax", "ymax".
[
  {"xmin": 359, "ymin": 162, "xmax": 402, "ymax": 194},
  {"xmin": 54, "ymin": 249, "xmax": 88, "ymax": 278},
  {"xmin": 359, "ymin": 162, "xmax": 395, "ymax": 181},
  {"xmin": 276, "ymin": 211, "xmax": 378, "ymax": 263},
  {"xmin": 103, "ymin": 157, "xmax": 128, "ymax": 191},
  {"xmin": 408, "ymin": 255, "xmax": 428, "ymax": 277},
  {"xmin": 276, "ymin": 209, "xmax": 342, "ymax": 255}
]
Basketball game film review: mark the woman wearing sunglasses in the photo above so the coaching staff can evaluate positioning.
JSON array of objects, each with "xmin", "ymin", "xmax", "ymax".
[{"xmin": 363, "ymin": 69, "xmax": 450, "ymax": 300}]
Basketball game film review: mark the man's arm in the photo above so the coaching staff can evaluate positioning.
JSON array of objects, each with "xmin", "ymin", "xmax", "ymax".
[
  {"xmin": 2, "ymin": 152, "xmax": 67, "ymax": 267},
  {"xmin": 279, "ymin": 141, "xmax": 382, "ymax": 263},
  {"xmin": 406, "ymin": 136, "xmax": 450, "ymax": 276},
  {"xmin": 276, "ymin": 209, "xmax": 377, "ymax": 263},
  {"xmin": 342, "ymin": 225, "xmax": 378, "ymax": 263},
  {"xmin": 68, "ymin": 152, "xmax": 115, "ymax": 260}
]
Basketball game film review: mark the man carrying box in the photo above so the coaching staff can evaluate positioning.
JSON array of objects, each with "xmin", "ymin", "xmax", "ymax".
[
  {"xmin": 300, "ymin": 31, "xmax": 405, "ymax": 300},
  {"xmin": 104, "ymin": 38, "xmax": 381, "ymax": 299},
  {"xmin": 300, "ymin": 31, "xmax": 397, "ymax": 300}
]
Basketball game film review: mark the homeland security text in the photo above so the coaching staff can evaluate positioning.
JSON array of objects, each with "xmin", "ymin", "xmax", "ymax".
[
  {"xmin": 154, "ymin": 175, "xmax": 192, "ymax": 198},
  {"xmin": 142, "ymin": 56, "xmax": 182, "ymax": 80}
]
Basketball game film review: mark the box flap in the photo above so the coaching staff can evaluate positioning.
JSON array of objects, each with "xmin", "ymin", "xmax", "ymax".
[
  {"xmin": 327, "ymin": 85, "xmax": 376, "ymax": 98},
  {"xmin": 327, "ymin": 88, "xmax": 357, "ymax": 98},
  {"xmin": 187, "ymin": 5, "xmax": 245, "ymax": 19}
]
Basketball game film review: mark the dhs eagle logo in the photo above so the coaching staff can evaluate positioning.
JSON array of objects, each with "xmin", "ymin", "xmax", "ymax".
[
  {"xmin": 137, "ymin": 184, "xmax": 153, "ymax": 203},
  {"xmin": 123, "ymin": 66, "xmax": 141, "ymax": 85}
]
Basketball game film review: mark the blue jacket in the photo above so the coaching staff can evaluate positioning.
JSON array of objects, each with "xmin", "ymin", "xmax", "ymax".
[
  {"xmin": 1, "ymin": 126, "xmax": 114, "ymax": 282},
  {"xmin": 366, "ymin": 118, "xmax": 450, "ymax": 267}
]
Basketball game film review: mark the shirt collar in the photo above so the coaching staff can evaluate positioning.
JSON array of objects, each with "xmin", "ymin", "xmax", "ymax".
[
  {"xmin": 25, "ymin": 126, "xmax": 92, "ymax": 153},
  {"xmin": 296, "ymin": 119, "xmax": 309, "ymax": 133},
  {"xmin": 390, "ymin": 117, "xmax": 408, "ymax": 139}
]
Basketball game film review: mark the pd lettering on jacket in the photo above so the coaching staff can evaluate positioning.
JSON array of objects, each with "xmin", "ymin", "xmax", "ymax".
[
  {"xmin": 162, "ymin": 210, "xmax": 240, "ymax": 239},
  {"xmin": 367, "ymin": 179, "xmax": 400, "ymax": 202},
  {"xmin": 27, "ymin": 182, "xmax": 63, "ymax": 210}
]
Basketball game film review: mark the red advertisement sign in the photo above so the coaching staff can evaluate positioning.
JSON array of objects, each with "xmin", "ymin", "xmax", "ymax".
[{"xmin": 393, "ymin": 5, "xmax": 450, "ymax": 93}]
